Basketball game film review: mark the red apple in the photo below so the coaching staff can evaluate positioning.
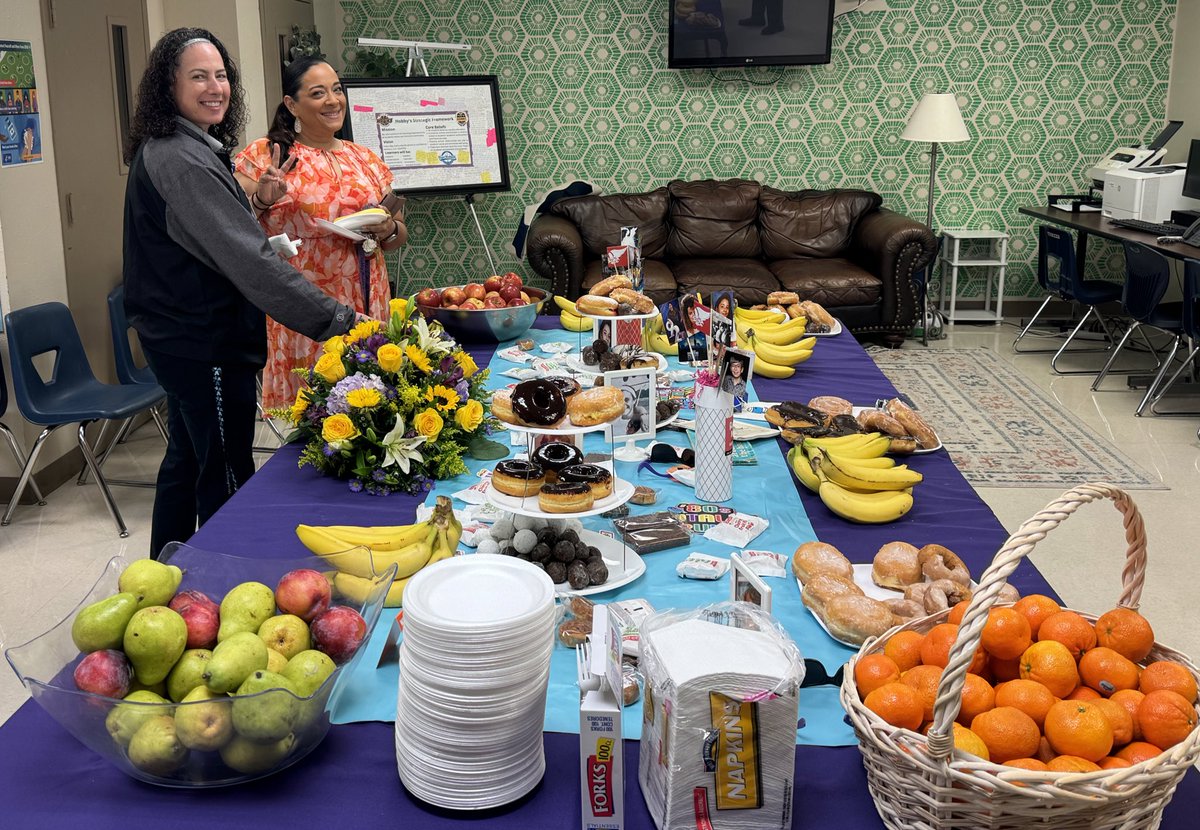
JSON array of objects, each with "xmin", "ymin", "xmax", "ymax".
[
  {"xmin": 503, "ymin": 271, "xmax": 523, "ymax": 285},
  {"xmin": 415, "ymin": 287, "xmax": 441, "ymax": 307},
  {"xmin": 484, "ymin": 275, "xmax": 504, "ymax": 293},
  {"xmin": 464, "ymin": 282, "xmax": 486, "ymax": 301},
  {"xmin": 442, "ymin": 303, "xmax": 459, "ymax": 310},
  {"xmin": 484, "ymin": 296, "xmax": 508, "ymax": 309},
  {"xmin": 177, "ymin": 603, "xmax": 219, "ymax": 649},
  {"xmin": 275, "ymin": 568, "xmax": 332, "ymax": 622},
  {"xmin": 506, "ymin": 298, "xmax": 526, "ymax": 307},
  {"xmin": 311, "ymin": 606, "xmax": 367, "ymax": 665},
  {"xmin": 485, "ymin": 290, "xmax": 501, "ymax": 301},
  {"xmin": 462, "ymin": 297, "xmax": 486, "ymax": 309},
  {"xmin": 499, "ymin": 284, "xmax": 522, "ymax": 302},
  {"xmin": 168, "ymin": 590, "xmax": 217, "ymax": 615},
  {"xmin": 441, "ymin": 286, "xmax": 466, "ymax": 306},
  {"xmin": 74, "ymin": 649, "xmax": 133, "ymax": 698}
]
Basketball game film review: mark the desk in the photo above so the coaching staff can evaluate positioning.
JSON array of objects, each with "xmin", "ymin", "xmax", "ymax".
[
  {"xmin": 1, "ymin": 319, "xmax": 1195, "ymax": 828},
  {"xmin": 1019, "ymin": 205, "xmax": 1200, "ymax": 270}
]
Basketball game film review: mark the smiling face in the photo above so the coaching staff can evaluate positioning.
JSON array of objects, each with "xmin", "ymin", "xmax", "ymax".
[
  {"xmin": 729, "ymin": 360, "xmax": 744, "ymax": 378},
  {"xmin": 286, "ymin": 62, "xmax": 346, "ymax": 139},
  {"xmin": 172, "ymin": 42, "xmax": 229, "ymax": 130}
]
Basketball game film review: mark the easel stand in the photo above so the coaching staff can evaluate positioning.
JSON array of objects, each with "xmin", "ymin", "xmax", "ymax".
[{"xmin": 465, "ymin": 193, "xmax": 498, "ymax": 276}]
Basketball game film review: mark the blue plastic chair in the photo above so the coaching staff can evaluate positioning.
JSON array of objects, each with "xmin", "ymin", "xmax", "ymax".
[
  {"xmin": 0, "ymin": 356, "xmax": 46, "ymax": 508},
  {"xmin": 3, "ymin": 302, "xmax": 165, "ymax": 537},
  {"xmin": 1140, "ymin": 258, "xmax": 1200, "ymax": 422}
]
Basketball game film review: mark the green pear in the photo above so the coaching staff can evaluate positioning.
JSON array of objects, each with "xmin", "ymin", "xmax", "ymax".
[
  {"xmin": 118, "ymin": 559, "xmax": 183, "ymax": 610},
  {"xmin": 105, "ymin": 690, "xmax": 170, "ymax": 748},
  {"xmin": 218, "ymin": 582, "xmax": 276, "ymax": 642},
  {"xmin": 127, "ymin": 714, "xmax": 188, "ymax": 776},
  {"xmin": 258, "ymin": 614, "xmax": 310, "ymax": 660},
  {"xmin": 166, "ymin": 648, "xmax": 212, "ymax": 702},
  {"xmin": 123, "ymin": 606, "xmax": 188, "ymax": 686},
  {"xmin": 174, "ymin": 686, "xmax": 233, "ymax": 751},
  {"xmin": 266, "ymin": 648, "xmax": 289, "ymax": 674},
  {"xmin": 71, "ymin": 592, "xmax": 139, "ymax": 652},
  {"xmin": 203, "ymin": 631, "xmax": 268, "ymax": 694},
  {"xmin": 127, "ymin": 677, "xmax": 168, "ymax": 697},
  {"xmin": 219, "ymin": 733, "xmax": 296, "ymax": 775},
  {"xmin": 232, "ymin": 670, "xmax": 299, "ymax": 742},
  {"xmin": 280, "ymin": 650, "xmax": 337, "ymax": 697}
]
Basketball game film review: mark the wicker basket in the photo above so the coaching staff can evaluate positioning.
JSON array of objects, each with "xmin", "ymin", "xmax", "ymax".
[{"xmin": 841, "ymin": 483, "xmax": 1200, "ymax": 830}]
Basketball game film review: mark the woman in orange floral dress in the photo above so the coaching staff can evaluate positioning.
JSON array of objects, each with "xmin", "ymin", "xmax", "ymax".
[{"xmin": 235, "ymin": 57, "xmax": 406, "ymax": 410}]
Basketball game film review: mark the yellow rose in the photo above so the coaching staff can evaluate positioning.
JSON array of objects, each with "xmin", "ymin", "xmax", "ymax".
[
  {"xmin": 376, "ymin": 343, "xmax": 404, "ymax": 373},
  {"xmin": 321, "ymin": 413, "xmax": 359, "ymax": 443},
  {"xmin": 389, "ymin": 297, "xmax": 408, "ymax": 318},
  {"xmin": 454, "ymin": 351, "xmax": 479, "ymax": 378},
  {"xmin": 289, "ymin": 388, "xmax": 311, "ymax": 424},
  {"xmin": 314, "ymin": 352, "xmax": 347, "ymax": 383},
  {"xmin": 349, "ymin": 320, "xmax": 381, "ymax": 341},
  {"xmin": 323, "ymin": 336, "xmax": 346, "ymax": 356},
  {"xmin": 455, "ymin": 398, "xmax": 484, "ymax": 432},
  {"xmin": 346, "ymin": 388, "xmax": 382, "ymax": 409},
  {"xmin": 413, "ymin": 408, "xmax": 444, "ymax": 441}
]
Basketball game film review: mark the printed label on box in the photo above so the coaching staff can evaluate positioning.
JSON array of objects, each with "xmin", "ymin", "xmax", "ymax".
[{"xmin": 707, "ymin": 693, "xmax": 763, "ymax": 811}]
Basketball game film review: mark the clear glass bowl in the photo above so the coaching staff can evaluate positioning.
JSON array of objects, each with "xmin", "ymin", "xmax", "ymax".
[{"xmin": 4, "ymin": 542, "xmax": 396, "ymax": 787}]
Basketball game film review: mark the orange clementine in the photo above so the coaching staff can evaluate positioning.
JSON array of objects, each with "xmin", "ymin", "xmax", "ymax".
[
  {"xmin": 1109, "ymin": 689, "xmax": 1146, "ymax": 742},
  {"xmin": 1044, "ymin": 699, "xmax": 1114, "ymax": 762},
  {"xmin": 864, "ymin": 682, "xmax": 924, "ymax": 731},
  {"xmin": 989, "ymin": 656, "xmax": 1022, "ymax": 683},
  {"xmin": 970, "ymin": 706, "xmax": 1041, "ymax": 764},
  {"xmin": 1114, "ymin": 740, "xmax": 1162, "ymax": 764},
  {"xmin": 957, "ymin": 672, "xmax": 996, "ymax": 726},
  {"xmin": 980, "ymin": 607, "xmax": 1033, "ymax": 661},
  {"xmin": 1078, "ymin": 647, "xmax": 1140, "ymax": 697},
  {"xmin": 1138, "ymin": 660, "xmax": 1198, "ymax": 704},
  {"xmin": 947, "ymin": 600, "xmax": 969, "ymax": 625},
  {"xmin": 1047, "ymin": 755, "xmax": 1101, "ymax": 773},
  {"xmin": 1065, "ymin": 685, "xmax": 1102, "ymax": 701},
  {"xmin": 948, "ymin": 722, "xmax": 990, "ymax": 761},
  {"xmin": 1013, "ymin": 594, "xmax": 1062, "ymax": 639},
  {"xmin": 1003, "ymin": 757, "xmax": 1049, "ymax": 771},
  {"xmin": 1092, "ymin": 697, "xmax": 1134, "ymax": 746},
  {"xmin": 855, "ymin": 653, "xmax": 902, "ymax": 698},
  {"xmin": 1037, "ymin": 611, "xmax": 1097, "ymax": 660},
  {"xmin": 1138, "ymin": 689, "xmax": 1198, "ymax": 750},
  {"xmin": 1094, "ymin": 607, "xmax": 1155, "ymax": 663},
  {"xmin": 920, "ymin": 623, "xmax": 960, "ymax": 668},
  {"xmin": 1020, "ymin": 640, "xmax": 1081, "ymax": 698},
  {"xmin": 901, "ymin": 664, "xmax": 944, "ymax": 723},
  {"xmin": 1098, "ymin": 756, "xmax": 1132, "ymax": 769},
  {"xmin": 883, "ymin": 630, "xmax": 925, "ymax": 673},
  {"xmin": 994, "ymin": 678, "xmax": 1057, "ymax": 730},
  {"xmin": 1036, "ymin": 736, "xmax": 1056, "ymax": 763}
]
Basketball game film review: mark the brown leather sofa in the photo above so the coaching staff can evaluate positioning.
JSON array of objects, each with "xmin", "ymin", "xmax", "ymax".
[{"xmin": 525, "ymin": 179, "xmax": 938, "ymax": 340}]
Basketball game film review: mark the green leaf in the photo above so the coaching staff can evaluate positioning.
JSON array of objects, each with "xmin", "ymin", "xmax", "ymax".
[{"xmin": 466, "ymin": 435, "xmax": 510, "ymax": 461}]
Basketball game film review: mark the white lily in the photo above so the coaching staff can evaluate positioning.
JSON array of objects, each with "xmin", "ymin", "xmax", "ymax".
[
  {"xmin": 411, "ymin": 313, "xmax": 453, "ymax": 357},
  {"xmin": 380, "ymin": 417, "xmax": 427, "ymax": 473}
]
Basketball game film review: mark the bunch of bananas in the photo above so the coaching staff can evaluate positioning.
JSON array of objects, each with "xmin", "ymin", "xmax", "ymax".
[
  {"xmin": 641, "ymin": 312, "xmax": 678, "ymax": 355},
  {"xmin": 733, "ymin": 307, "xmax": 816, "ymax": 379},
  {"xmin": 295, "ymin": 495, "xmax": 462, "ymax": 607},
  {"xmin": 553, "ymin": 295, "xmax": 593, "ymax": 332},
  {"xmin": 786, "ymin": 433, "xmax": 922, "ymax": 523}
]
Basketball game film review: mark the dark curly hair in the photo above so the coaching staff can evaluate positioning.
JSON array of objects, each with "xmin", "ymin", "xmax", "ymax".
[
  {"xmin": 124, "ymin": 27, "xmax": 247, "ymax": 163},
  {"xmin": 266, "ymin": 56, "xmax": 334, "ymax": 164}
]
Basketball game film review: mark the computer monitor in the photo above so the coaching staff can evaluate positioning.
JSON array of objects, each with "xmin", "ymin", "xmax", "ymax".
[{"xmin": 1184, "ymin": 139, "xmax": 1200, "ymax": 200}]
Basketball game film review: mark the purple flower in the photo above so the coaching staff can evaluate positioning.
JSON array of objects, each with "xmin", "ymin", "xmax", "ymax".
[
  {"xmin": 348, "ymin": 479, "xmax": 364, "ymax": 493},
  {"xmin": 355, "ymin": 350, "xmax": 374, "ymax": 364},
  {"xmin": 366, "ymin": 333, "xmax": 389, "ymax": 350},
  {"xmin": 455, "ymin": 379, "xmax": 469, "ymax": 400},
  {"xmin": 323, "ymin": 443, "xmax": 336, "ymax": 457},
  {"xmin": 440, "ymin": 355, "xmax": 456, "ymax": 373},
  {"xmin": 326, "ymin": 372, "xmax": 388, "ymax": 414},
  {"xmin": 372, "ymin": 469, "xmax": 387, "ymax": 482}
]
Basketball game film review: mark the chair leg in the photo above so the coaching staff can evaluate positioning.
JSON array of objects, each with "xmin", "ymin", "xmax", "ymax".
[
  {"xmin": 2, "ymin": 425, "xmax": 60, "ymax": 526},
  {"xmin": 1146, "ymin": 343, "xmax": 1200, "ymax": 417},
  {"xmin": 78, "ymin": 419, "xmax": 119, "ymax": 487},
  {"xmin": 1012, "ymin": 294, "xmax": 1057, "ymax": 352},
  {"xmin": 150, "ymin": 405, "xmax": 169, "ymax": 443},
  {"xmin": 1051, "ymin": 307, "xmax": 1114, "ymax": 374},
  {"xmin": 1135, "ymin": 337, "xmax": 1182, "ymax": 416},
  {"xmin": 0, "ymin": 421, "xmax": 46, "ymax": 504},
  {"xmin": 1090, "ymin": 323, "xmax": 1138, "ymax": 391},
  {"xmin": 78, "ymin": 422, "xmax": 129, "ymax": 538}
]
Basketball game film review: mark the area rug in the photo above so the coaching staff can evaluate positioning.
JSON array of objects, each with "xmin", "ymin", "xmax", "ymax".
[{"xmin": 869, "ymin": 348, "xmax": 1166, "ymax": 490}]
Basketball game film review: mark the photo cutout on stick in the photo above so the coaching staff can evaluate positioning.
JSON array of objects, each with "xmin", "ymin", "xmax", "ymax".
[
  {"xmin": 679, "ymin": 294, "xmax": 710, "ymax": 363},
  {"xmin": 719, "ymin": 347, "xmax": 754, "ymax": 403},
  {"xmin": 604, "ymin": 366, "xmax": 657, "ymax": 443}
]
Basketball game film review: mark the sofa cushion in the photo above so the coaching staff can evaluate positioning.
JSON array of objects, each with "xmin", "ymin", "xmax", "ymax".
[
  {"xmin": 549, "ymin": 188, "xmax": 669, "ymax": 259},
  {"xmin": 759, "ymin": 188, "xmax": 882, "ymax": 259},
  {"xmin": 667, "ymin": 179, "xmax": 762, "ymax": 259},
  {"xmin": 583, "ymin": 259, "xmax": 677, "ymax": 307},
  {"xmin": 770, "ymin": 258, "xmax": 881, "ymax": 306},
  {"xmin": 673, "ymin": 258, "xmax": 779, "ymax": 307}
]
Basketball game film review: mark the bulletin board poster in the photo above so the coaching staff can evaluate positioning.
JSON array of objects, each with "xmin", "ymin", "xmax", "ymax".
[
  {"xmin": 0, "ymin": 40, "xmax": 43, "ymax": 167},
  {"xmin": 340, "ymin": 75, "xmax": 509, "ymax": 197}
]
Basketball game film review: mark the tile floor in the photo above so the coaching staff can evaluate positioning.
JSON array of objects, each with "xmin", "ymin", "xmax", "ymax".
[{"xmin": 1, "ymin": 322, "xmax": 1198, "ymax": 728}]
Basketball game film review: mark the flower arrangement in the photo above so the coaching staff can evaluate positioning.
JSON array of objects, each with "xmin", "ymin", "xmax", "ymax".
[{"xmin": 283, "ymin": 298, "xmax": 502, "ymax": 495}]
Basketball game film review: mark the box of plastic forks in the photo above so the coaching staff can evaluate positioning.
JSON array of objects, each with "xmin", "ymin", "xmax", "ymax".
[{"xmin": 579, "ymin": 605, "xmax": 625, "ymax": 830}]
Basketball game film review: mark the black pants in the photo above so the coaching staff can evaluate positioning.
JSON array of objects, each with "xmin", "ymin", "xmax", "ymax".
[
  {"xmin": 143, "ymin": 348, "xmax": 259, "ymax": 558},
  {"xmin": 747, "ymin": 0, "xmax": 784, "ymax": 26}
]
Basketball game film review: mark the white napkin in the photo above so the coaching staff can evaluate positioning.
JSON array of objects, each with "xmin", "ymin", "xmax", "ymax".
[{"xmin": 268, "ymin": 233, "xmax": 301, "ymax": 257}]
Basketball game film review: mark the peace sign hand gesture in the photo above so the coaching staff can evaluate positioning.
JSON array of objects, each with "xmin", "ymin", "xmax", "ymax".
[{"xmin": 256, "ymin": 142, "xmax": 297, "ymax": 207}]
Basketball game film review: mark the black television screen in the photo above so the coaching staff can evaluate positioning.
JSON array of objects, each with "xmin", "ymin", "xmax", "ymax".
[
  {"xmin": 1183, "ymin": 139, "xmax": 1200, "ymax": 201},
  {"xmin": 668, "ymin": 0, "xmax": 835, "ymax": 68}
]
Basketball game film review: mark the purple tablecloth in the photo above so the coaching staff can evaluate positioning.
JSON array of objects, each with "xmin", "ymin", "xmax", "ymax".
[{"xmin": 3, "ymin": 317, "xmax": 1195, "ymax": 826}]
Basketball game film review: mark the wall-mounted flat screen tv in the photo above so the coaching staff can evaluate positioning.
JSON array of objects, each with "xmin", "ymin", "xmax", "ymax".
[{"xmin": 668, "ymin": 0, "xmax": 835, "ymax": 68}]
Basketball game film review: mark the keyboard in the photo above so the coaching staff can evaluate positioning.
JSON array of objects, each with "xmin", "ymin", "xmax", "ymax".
[{"xmin": 1110, "ymin": 218, "xmax": 1187, "ymax": 236}]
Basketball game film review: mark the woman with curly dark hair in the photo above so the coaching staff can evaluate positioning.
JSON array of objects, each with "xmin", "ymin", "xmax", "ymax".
[{"xmin": 123, "ymin": 28, "xmax": 360, "ymax": 558}]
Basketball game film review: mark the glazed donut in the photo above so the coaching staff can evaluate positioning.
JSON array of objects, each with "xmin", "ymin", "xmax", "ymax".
[
  {"xmin": 888, "ymin": 436, "xmax": 918, "ymax": 455},
  {"xmin": 559, "ymin": 463, "xmax": 613, "ymax": 499},
  {"xmin": 537, "ymin": 482, "xmax": 595, "ymax": 513},
  {"xmin": 791, "ymin": 541, "xmax": 854, "ymax": 583},
  {"xmin": 490, "ymin": 390, "xmax": 517, "ymax": 425},
  {"xmin": 855, "ymin": 408, "xmax": 909, "ymax": 438},
  {"xmin": 822, "ymin": 595, "xmax": 895, "ymax": 646},
  {"xmin": 511, "ymin": 379, "xmax": 567, "ymax": 427},
  {"xmin": 885, "ymin": 598, "xmax": 925, "ymax": 621},
  {"xmin": 608, "ymin": 288, "xmax": 655, "ymax": 314},
  {"xmin": 530, "ymin": 440, "xmax": 584, "ymax": 482},
  {"xmin": 918, "ymin": 544, "xmax": 971, "ymax": 587},
  {"xmin": 546, "ymin": 375, "xmax": 581, "ymax": 400},
  {"xmin": 590, "ymin": 275, "xmax": 633, "ymax": 297},
  {"xmin": 807, "ymin": 396, "xmax": 853, "ymax": 417},
  {"xmin": 997, "ymin": 584, "xmax": 1021, "ymax": 605},
  {"xmin": 885, "ymin": 398, "xmax": 939, "ymax": 449},
  {"xmin": 801, "ymin": 574, "xmax": 863, "ymax": 621},
  {"xmin": 567, "ymin": 385, "xmax": 625, "ymax": 427},
  {"xmin": 491, "ymin": 460, "xmax": 546, "ymax": 498},
  {"xmin": 871, "ymin": 541, "xmax": 922, "ymax": 589},
  {"xmin": 575, "ymin": 294, "xmax": 619, "ymax": 316},
  {"xmin": 767, "ymin": 291, "xmax": 800, "ymax": 307}
]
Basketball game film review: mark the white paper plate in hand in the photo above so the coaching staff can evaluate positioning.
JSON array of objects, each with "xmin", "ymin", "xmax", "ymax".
[
  {"xmin": 313, "ymin": 218, "xmax": 366, "ymax": 242},
  {"xmin": 333, "ymin": 208, "xmax": 389, "ymax": 231}
]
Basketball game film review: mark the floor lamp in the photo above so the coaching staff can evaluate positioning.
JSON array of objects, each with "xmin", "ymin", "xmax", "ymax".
[{"xmin": 902, "ymin": 93, "xmax": 970, "ymax": 344}]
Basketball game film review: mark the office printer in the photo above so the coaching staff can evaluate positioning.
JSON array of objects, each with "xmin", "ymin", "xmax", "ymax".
[{"xmin": 1102, "ymin": 165, "xmax": 1200, "ymax": 222}]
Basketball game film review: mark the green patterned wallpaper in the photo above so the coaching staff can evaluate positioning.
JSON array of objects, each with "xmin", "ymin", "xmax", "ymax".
[{"xmin": 340, "ymin": 0, "xmax": 1176, "ymax": 302}]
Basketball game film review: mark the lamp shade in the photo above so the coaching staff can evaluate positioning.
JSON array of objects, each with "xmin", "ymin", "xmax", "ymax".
[{"xmin": 901, "ymin": 93, "xmax": 970, "ymax": 144}]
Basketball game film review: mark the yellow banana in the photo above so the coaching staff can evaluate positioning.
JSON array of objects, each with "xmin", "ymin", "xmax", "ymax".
[
  {"xmin": 751, "ymin": 338, "xmax": 813, "ymax": 366},
  {"xmin": 817, "ymin": 480, "xmax": 914, "ymax": 524},
  {"xmin": 747, "ymin": 354, "xmax": 795, "ymax": 379},
  {"xmin": 829, "ymin": 453, "xmax": 896, "ymax": 470},
  {"xmin": 314, "ymin": 520, "xmax": 433, "ymax": 551},
  {"xmin": 552, "ymin": 295, "xmax": 578, "ymax": 315},
  {"xmin": 740, "ymin": 314, "xmax": 808, "ymax": 335},
  {"xmin": 334, "ymin": 571, "xmax": 411, "ymax": 608},
  {"xmin": 811, "ymin": 448, "xmax": 923, "ymax": 491},
  {"xmin": 801, "ymin": 431, "xmax": 883, "ymax": 450},
  {"xmin": 737, "ymin": 320, "xmax": 810, "ymax": 346},
  {"xmin": 560, "ymin": 310, "xmax": 591, "ymax": 332},
  {"xmin": 803, "ymin": 434, "xmax": 891, "ymax": 459},
  {"xmin": 647, "ymin": 330, "xmax": 679, "ymax": 355},
  {"xmin": 296, "ymin": 526, "xmax": 435, "ymax": 580},
  {"xmin": 788, "ymin": 446, "xmax": 821, "ymax": 493},
  {"xmin": 734, "ymin": 307, "xmax": 789, "ymax": 324}
]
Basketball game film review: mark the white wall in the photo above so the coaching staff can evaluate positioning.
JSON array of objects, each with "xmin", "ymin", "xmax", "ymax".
[{"xmin": 1166, "ymin": 0, "xmax": 1200, "ymax": 162}]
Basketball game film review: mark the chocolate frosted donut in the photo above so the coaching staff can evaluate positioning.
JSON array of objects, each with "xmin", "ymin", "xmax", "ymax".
[
  {"xmin": 511, "ymin": 379, "xmax": 566, "ymax": 427},
  {"xmin": 560, "ymin": 463, "xmax": 614, "ymax": 499},
  {"xmin": 492, "ymin": 459, "xmax": 546, "ymax": 498},
  {"xmin": 537, "ymin": 481, "xmax": 594, "ymax": 514},
  {"xmin": 531, "ymin": 441, "xmax": 584, "ymax": 482},
  {"xmin": 547, "ymin": 376, "xmax": 581, "ymax": 399}
]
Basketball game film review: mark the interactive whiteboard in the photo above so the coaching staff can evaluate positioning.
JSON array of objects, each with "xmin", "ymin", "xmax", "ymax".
[{"xmin": 340, "ymin": 75, "xmax": 509, "ymax": 196}]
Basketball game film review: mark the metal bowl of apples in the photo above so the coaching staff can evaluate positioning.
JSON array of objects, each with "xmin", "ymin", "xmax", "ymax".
[
  {"xmin": 416, "ymin": 272, "xmax": 547, "ymax": 343},
  {"xmin": 3, "ymin": 542, "xmax": 395, "ymax": 787}
]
